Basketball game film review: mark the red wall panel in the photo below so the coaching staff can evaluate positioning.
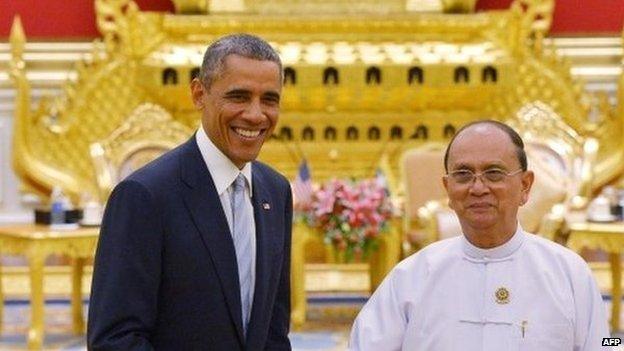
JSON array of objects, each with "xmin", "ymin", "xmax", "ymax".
[
  {"xmin": 0, "ymin": 0, "xmax": 174, "ymax": 39},
  {"xmin": 1, "ymin": 0, "xmax": 623, "ymax": 39},
  {"xmin": 476, "ymin": 0, "xmax": 624, "ymax": 34},
  {"xmin": 549, "ymin": 0, "xmax": 624, "ymax": 33}
]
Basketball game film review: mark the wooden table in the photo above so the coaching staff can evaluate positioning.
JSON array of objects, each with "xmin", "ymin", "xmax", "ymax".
[
  {"xmin": 567, "ymin": 221, "xmax": 624, "ymax": 332},
  {"xmin": 0, "ymin": 224, "xmax": 99, "ymax": 350}
]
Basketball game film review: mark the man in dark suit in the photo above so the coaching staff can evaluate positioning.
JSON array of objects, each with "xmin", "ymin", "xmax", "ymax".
[{"xmin": 87, "ymin": 34, "xmax": 292, "ymax": 350}]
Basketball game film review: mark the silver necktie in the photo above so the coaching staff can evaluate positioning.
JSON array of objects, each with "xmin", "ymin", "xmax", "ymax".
[{"xmin": 230, "ymin": 174, "xmax": 254, "ymax": 336}]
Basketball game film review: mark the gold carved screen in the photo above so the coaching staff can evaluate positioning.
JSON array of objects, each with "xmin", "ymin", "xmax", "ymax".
[{"xmin": 8, "ymin": 0, "xmax": 624, "ymax": 204}]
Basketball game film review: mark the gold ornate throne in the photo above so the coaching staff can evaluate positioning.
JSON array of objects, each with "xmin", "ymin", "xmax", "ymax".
[
  {"xmin": 406, "ymin": 101, "xmax": 601, "ymax": 246},
  {"xmin": 90, "ymin": 103, "xmax": 193, "ymax": 202}
]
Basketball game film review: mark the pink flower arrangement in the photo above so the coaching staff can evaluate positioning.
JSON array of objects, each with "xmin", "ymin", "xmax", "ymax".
[{"xmin": 299, "ymin": 178, "xmax": 393, "ymax": 262}]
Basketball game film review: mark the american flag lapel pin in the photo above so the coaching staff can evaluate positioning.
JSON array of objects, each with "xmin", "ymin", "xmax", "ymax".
[{"xmin": 262, "ymin": 202, "xmax": 271, "ymax": 210}]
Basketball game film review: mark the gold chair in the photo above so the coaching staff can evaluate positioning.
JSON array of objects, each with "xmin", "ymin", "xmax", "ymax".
[
  {"xmin": 509, "ymin": 101, "xmax": 596, "ymax": 210},
  {"xmin": 415, "ymin": 200, "xmax": 462, "ymax": 245},
  {"xmin": 511, "ymin": 101, "xmax": 599, "ymax": 241},
  {"xmin": 411, "ymin": 103, "xmax": 589, "ymax": 244},
  {"xmin": 399, "ymin": 143, "xmax": 448, "ymax": 254},
  {"xmin": 90, "ymin": 103, "xmax": 193, "ymax": 202},
  {"xmin": 416, "ymin": 151, "xmax": 569, "ymax": 243}
]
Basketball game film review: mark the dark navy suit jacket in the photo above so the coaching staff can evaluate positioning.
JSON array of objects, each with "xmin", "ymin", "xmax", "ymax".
[{"xmin": 87, "ymin": 137, "xmax": 292, "ymax": 350}]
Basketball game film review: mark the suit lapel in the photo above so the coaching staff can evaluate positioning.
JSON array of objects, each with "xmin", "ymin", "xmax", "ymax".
[
  {"xmin": 179, "ymin": 138, "xmax": 245, "ymax": 344},
  {"xmin": 246, "ymin": 165, "xmax": 285, "ymax": 348}
]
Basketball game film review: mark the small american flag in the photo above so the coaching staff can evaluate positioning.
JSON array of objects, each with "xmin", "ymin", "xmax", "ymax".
[
  {"xmin": 293, "ymin": 160, "xmax": 313, "ymax": 207},
  {"xmin": 375, "ymin": 168, "xmax": 390, "ymax": 196}
]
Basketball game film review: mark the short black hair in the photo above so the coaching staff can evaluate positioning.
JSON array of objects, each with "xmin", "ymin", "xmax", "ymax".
[
  {"xmin": 443, "ymin": 120, "xmax": 527, "ymax": 172},
  {"xmin": 200, "ymin": 33, "xmax": 282, "ymax": 87}
]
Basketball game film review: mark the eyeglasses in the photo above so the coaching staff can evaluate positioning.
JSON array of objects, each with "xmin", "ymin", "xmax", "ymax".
[{"xmin": 445, "ymin": 168, "xmax": 523, "ymax": 185}]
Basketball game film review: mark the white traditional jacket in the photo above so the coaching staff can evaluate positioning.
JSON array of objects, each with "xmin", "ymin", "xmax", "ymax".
[{"xmin": 349, "ymin": 227, "xmax": 611, "ymax": 351}]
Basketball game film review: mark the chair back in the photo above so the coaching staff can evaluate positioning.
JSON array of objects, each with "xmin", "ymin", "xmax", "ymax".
[
  {"xmin": 90, "ymin": 103, "xmax": 193, "ymax": 201},
  {"xmin": 400, "ymin": 144, "xmax": 447, "ymax": 249}
]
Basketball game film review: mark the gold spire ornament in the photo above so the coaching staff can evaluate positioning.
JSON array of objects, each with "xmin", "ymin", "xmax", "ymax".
[{"xmin": 495, "ymin": 287, "xmax": 510, "ymax": 304}]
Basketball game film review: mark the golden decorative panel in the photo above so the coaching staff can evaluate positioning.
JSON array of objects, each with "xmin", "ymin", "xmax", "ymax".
[
  {"xmin": 171, "ymin": 0, "xmax": 478, "ymax": 15},
  {"xmin": 8, "ymin": 0, "xmax": 624, "ymax": 203},
  {"xmin": 90, "ymin": 103, "xmax": 193, "ymax": 201}
]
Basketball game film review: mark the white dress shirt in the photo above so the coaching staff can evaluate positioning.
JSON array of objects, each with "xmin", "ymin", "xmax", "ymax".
[
  {"xmin": 195, "ymin": 126, "xmax": 256, "ymax": 300},
  {"xmin": 349, "ymin": 226, "xmax": 611, "ymax": 351}
]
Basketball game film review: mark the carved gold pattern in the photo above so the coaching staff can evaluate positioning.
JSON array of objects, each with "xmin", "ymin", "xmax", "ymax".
[
  {"xmin": 172, "ymin": 0, "xmax": 207, "ymax": 14},
  {"xmin": 567, "ymin": 221, "xmax": 624, "ymax": 332},
  {"xmin": 0, "ymin": 225, "xmax": 99, "ymax": 350},
  {"xmin": 95, "ymin": 0, "xmax": 163, "ymax": 56},
  {"xmin": 90, "ymin": 103, "xmax": 193, "ymax": 201},
  {"xmin": 511, "ymin": 0, "xmax": 554, "ymax": 52},
  {"xmin": 11, "ymin": 0, "xmax": 618, "ymax": 204},
  {"xmin": 248, "ymin": 0, "xmax": 425, "ymax": 15},
  {"xmin": 567, "ymin": 222, "xmax": 624, "ymax": 254},
  {"xmin": 508, "ymin": 101, "xmax": 595, "ymax": 208},
  {"xmin": 171, "ymin": 0, "xmax": 471, "ymax": 15}
]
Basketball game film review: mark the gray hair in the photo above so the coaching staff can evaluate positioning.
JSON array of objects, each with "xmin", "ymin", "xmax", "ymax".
[{"xmin": 199, "ymin": 33, "xmax": 283, "ymax": 87}]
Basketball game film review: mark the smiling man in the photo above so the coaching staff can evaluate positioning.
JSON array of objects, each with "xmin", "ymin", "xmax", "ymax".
[
  {"xmin": 349, "ymin": 120, "xmax": 611, "ymax": 351},
  {"xmin": 88, "ymin": 34, "xmax": 292, "ymax": 350}
]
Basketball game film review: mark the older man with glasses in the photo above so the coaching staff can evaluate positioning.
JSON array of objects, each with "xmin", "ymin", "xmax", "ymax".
[{"xmin": 349, "ymin": 120, "xmax": 611, "ymax": 351}]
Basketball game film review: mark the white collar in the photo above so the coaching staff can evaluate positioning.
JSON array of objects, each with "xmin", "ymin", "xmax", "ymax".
[
  {"xmin": 195, "ymin": 125, "xmax": 253, "ymax": 196},
  {"xmin": 461, "ymin": 224, "xmax": 524, "ymax": 261}
]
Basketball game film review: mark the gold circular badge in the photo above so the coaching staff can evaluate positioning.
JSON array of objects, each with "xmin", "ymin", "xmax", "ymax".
[{"xmin": 495, "ymin": 287, "xmax": 510, "ymax": 304}]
